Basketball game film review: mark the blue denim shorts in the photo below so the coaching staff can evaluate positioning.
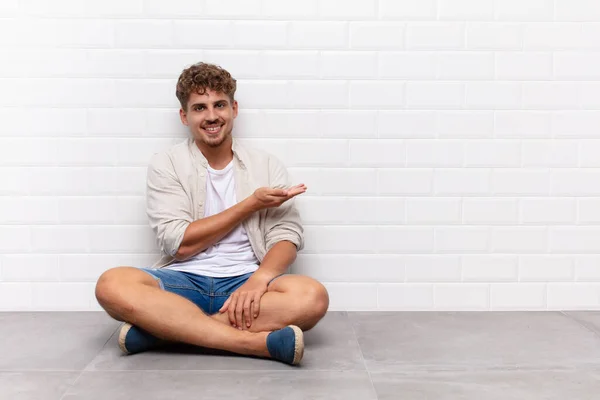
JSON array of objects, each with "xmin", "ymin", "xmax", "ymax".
[{"xmin": 140, "ymin": 268, "xmax": 285, "ymax": 315}]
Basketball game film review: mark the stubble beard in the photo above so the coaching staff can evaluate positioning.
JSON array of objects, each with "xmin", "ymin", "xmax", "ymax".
[{"xmin": 197, "ymin": 126, "xmax": 231, "ymax": 148}]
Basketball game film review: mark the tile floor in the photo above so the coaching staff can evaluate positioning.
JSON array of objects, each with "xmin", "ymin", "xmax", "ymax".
[{"xmin": 2, "ymin": 311, "xmax": 600, "ymax": 399}]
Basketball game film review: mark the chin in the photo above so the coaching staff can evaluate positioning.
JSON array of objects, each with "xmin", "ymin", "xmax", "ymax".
[{"xmin": 197, "ymin": 132, "xmax": 228, "ymax": 148}]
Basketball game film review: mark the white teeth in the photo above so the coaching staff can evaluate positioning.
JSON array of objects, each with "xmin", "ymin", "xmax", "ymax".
[{"xmin": 205, "ymin": 126, "xmax": 221, "ymax": 132}]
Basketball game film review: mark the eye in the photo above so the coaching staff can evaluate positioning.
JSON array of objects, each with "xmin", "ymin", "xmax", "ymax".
[
  {"xmin": 195, "ymin": 105, "xmax": 204, "ymax": 111},
  {"xmin": 216, "ymin": 103, "xmax": 225, "ymax": 108}
]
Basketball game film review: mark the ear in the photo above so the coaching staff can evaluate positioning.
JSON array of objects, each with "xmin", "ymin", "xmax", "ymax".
[
  {"xmin": 232, "ymin": 100, "xmax": 238, "ymax": 119},
  {"xmin": 179, "ymin": 108, "xmax": 189, "ymax": 126}
]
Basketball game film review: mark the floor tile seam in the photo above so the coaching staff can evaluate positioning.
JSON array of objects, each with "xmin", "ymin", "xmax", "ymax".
[
  {"xmin": 46, "ymin": 365, "xmax": 600, "ymax": 374},
  {"xmin": 57, "ymin": 324, "xmax": 121, "ymax": 398},
  {"xmin": 0, "ymin": 369, "xmax": 82, "ymax": 373},
  {"xmin": 347, "ymin": 312, "xmax": 380, "ymax": 400},
  {"xmin": 57, "ymin": 330, "xmax": 117, "ymax": 400},
  {"xmin": 559, "ymin": 311, "xmax": 600, "ymax": 339},
  {"xmin": 367, "ymin": 363, "xmax": 600, "ymax": 374},
  {"xmin": 73, "ymin": 368, "xmax": 371, "ymax": 373},
  {"xmin": 58, "ymin": 369, "xmax": 84, "ymax": 400},
  {"xmin": 82, "ymin": 324, "xmax": 120, "ymax": 373}
]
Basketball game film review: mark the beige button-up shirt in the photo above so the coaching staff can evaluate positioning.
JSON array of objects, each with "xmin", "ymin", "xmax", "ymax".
[{"xmin": 146, "ymin": 137, "xmax": 305, "ymax": 270}]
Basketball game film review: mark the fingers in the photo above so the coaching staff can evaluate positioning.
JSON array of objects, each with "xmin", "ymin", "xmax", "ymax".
[
  {"xmin": 253, "ymin": 293, "xmax": 261, "ymax": 319},
  {"xmin": 272, "ymin": 189, "xmax": 289, "ymax": 196},
  {"xmin": 235, "ymin": 292, "xmax": 246, "ymax": 329},
  {"xmin": 255, "ymin": 185, "xmax": 307, "ymax": 210},
  {"xmin": 267, "ymin": 185, "xmax": 307, "ymax": 204},
  {"xmin": 227, "ymin": 293, "xmax": 238, "ymax": 327},
  {"xmin": 269, "ymin": 184, "xmax": 307, "ymax": 198},
  {"xmin": 243, "ymin": 295, "xmax": 253, "ymax": 328},
  {"xmin": 264, "ymin": 194, "xmax": 285, "ymax": 203},
  {"xmin": 219, "ymin": 297, "xmax": 230, "ymax": 313},
  {"xmin": 286, "ymin": 185, "xmax": 307, "ymax": 198}
]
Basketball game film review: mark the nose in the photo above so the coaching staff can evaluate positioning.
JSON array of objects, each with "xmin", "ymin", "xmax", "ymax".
[{"xmin": 206, "ymin": 107, "xmax": 217, "ymax": 122}]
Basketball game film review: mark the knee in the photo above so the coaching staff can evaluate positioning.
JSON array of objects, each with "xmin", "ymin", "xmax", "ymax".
[
  {"xmin": 95, "ymin": 267, "xmax": 134, "ymax": 316},
  {"xmin": 310, "ymin": 282, "xmax": 330, "ymax": 318},
  {"xmin": 95, "ymin": 267, "xmax": 120, "ymax": 303},
  {"xmin": 300, "ymin": 281, "xmax": 329, "ymax": 329}
]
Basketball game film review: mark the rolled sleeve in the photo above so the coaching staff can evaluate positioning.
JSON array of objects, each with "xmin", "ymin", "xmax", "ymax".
[
  {"xmin": 146, "ymin": 155, "xmax": 193, "ymax": 258},
  {"xmin": 264, "ymin": 155, "xmax": 305, "ymax": 252}
]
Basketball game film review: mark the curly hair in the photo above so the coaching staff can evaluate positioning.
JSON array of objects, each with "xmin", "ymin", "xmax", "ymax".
[{"xmin": 175, "ymin": 62, "xmax": 237, "ymax": 110}]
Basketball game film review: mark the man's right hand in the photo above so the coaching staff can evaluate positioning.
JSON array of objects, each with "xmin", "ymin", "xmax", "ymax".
[{"xmin": 250, "ymin": 184, "xmax": 307, "ymax": 211}]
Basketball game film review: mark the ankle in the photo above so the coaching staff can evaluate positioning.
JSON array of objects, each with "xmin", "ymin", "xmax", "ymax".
[{"xmin": 249, "ymin": 332, "xmax": 271, "ymax": 358}]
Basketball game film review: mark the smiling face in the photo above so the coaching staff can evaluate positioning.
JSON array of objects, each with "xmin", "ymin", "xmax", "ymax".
[{"xmin": 180, "ymin": 89, "xmax": 238, "ymax": 149}]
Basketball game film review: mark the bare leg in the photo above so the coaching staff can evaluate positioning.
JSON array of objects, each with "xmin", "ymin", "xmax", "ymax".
[{"xmin": 95, "ymin": 267, "xmax": 270, "ymax": 358}]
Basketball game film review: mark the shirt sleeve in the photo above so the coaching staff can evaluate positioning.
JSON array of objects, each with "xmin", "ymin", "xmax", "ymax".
[
  {"xmin": 263, "ymin": 154, "xmax": 305, "ymax": 252},
  {"xmin": 146, "ymin": 154, "xmax": 193, "ymax": 258}
]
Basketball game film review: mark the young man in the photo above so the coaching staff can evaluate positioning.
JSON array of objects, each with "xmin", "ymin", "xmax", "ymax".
[{"xmin": 95, "ymin": 63, "xmax": 329, "ymax": 366}]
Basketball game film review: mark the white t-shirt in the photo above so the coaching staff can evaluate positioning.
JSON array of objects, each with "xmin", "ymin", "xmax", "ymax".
[{"xmin": 165, "ymin": 159, "xmax": 260, "ymax": 277}]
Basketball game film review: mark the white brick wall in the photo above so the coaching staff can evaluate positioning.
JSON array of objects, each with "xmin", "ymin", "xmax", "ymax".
[{"xmin": 1, "ymin": 0, "xmax": 600, "ymax": 311}]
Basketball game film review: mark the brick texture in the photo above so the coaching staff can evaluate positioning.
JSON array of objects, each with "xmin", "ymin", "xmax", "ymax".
[{"xmin": 1, "ymin": 0, "xmax": 600, "ymax": 311}]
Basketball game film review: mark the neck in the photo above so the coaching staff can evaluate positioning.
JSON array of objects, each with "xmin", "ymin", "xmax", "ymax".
[{"xmin": 195, "ymin": 135, "xmax": 234, "ymax": 169}]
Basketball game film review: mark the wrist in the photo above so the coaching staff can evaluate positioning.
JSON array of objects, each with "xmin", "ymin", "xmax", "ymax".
[
  {"xmin": 244, "ymin": 194, "xmax": 262, "ymax": 213},
  {"xmin": 251, "ymin": 269, "xmax": 276, "ymax": 284}
]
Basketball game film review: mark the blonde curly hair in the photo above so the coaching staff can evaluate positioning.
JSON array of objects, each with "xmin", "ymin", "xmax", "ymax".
[{"xmin": 175, "ymin": 62, "xmax": 237, "ymax": 110}]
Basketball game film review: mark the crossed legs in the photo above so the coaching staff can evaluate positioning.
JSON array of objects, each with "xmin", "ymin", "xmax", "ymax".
[{"xmin": 95, "ymin": 267, "xmax": 329, "ymax": 358}]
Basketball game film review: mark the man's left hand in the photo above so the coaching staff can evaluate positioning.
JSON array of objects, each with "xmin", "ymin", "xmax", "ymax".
[{"xmin": 219, "ymin": 274, "xmax": 270, "ymax": 329}]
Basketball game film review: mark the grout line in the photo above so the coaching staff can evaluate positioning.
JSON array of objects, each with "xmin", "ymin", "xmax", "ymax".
[
  {"xmin": 58, "ymin": 324, "xmax": 120, "ymax": 400},
  {"xmin": 25, "ymin": 364, "xmax": 599, "ymax": 374},
  {"xmin": 560, "ymin": 310, "xmax": 600, "ymax": 339},
  {"xmin": 58, "ymin": 368, "xmax": 84, "ymax": 400},
  {"xmin": 40, "ymin": 368, "xmax": 386, "ymax": 373},
  {"xmin": 0, "ymin": 369, "xmax": 84, "ymax": 373},
  {"xmin": 347, "ymin": 311, "xmax": 379, "ymax": 399}
]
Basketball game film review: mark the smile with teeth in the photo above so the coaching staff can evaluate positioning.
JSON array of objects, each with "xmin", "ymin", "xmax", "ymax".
[{"xmin": 204, "ymin": 125, "xmax": 223, "ymax": 134}]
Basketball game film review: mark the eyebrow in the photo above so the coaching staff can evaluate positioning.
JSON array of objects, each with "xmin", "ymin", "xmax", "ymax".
[{"xmin": 190, "ymin": 100, "xmax": 229, "ymax": 108}]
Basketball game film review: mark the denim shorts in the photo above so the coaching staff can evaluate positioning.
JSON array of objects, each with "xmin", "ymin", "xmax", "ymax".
[{"xmin": 140, "ymin": 268, "xmax": 285, "ymax": 315}]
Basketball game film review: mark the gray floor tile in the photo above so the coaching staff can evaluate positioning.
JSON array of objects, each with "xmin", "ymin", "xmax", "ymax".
[
  {"xmin": 61, "ymin": 370, "xmax": 378, "ymax": 399},
  {"xmin": 0, "ymin": 371, "xmax": 80, "ymax": 400},
  {"xmin": 86, "ymin": 311, "xmax": 364, "ymax": 371},
  {"xmin": 564, "ymin": 311, "xmax": 600, "ymax": 335},
  {"xmin": 371, "ymin": 370, "xmax": 600, "ymax": 400},
  {"xmin": 349, "ymin": 312, "xmax": 600, "ymax": 372},
  {"xmin": 0, "ymin": 312, "xmax": 120, "ymax": 371}
]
